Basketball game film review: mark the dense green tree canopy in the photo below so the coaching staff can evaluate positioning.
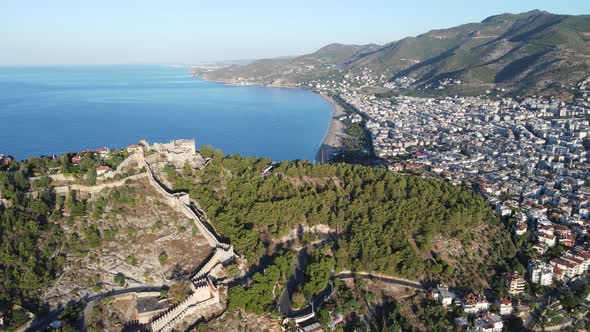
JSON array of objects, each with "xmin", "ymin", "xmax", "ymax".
[
  {"xmin": 0, "ymin": 172, "xmax": 64, "ymax": 308},
  {"xmin": 172, "ymin": 152, "xmax": 514, "ymax": 285}
]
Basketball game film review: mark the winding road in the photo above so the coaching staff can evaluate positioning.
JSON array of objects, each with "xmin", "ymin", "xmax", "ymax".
[{"xmin": 278, "ymin": 261, "xmax": 424, "ymax": 318}]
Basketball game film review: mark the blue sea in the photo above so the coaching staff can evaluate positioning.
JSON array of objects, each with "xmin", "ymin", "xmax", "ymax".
[{"xmin": 0, "ymin": 65, "xmax": 332, "ymax": 161}]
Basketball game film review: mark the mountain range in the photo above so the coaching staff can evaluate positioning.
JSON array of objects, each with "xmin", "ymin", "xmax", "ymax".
[{"xmin": 197, "ymin": 10, "xmax": 590, "ymax": 98}]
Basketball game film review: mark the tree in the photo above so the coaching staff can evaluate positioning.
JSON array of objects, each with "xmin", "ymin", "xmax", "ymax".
[
  {"xmin": 60, "ymin": 154, "xmax": 70, "ymax": 172},
  {"xmin": 291, "ymin": 290, "xmax": 306, "ymax": 308},
  {"xmin": 125, "ymin": 255, "xmax": 138, "ymax": 266},
  {"xmin": 199, "ymin": 145, "xmax": 214, "ymax": 159},
  {"xmin": 183, "ymin": 161, "xmax": 193, "ymax": 177},
  {"xmin": 158, "ymin": 251, "xmax": 168, "ymax": 264},
  {"xmin": 303, "ymin": 252, "xmax": 335, "ymax": 299},
  {"xmin": 35, "ymin": 176, "xmax": 52, "ymax": 188},
  {"xmin": 224, "ymin": 263, "xmax": 241, "ymax": 279},
  {"xmin": 114, "ymin": 273, "xmax": 125, "ymax": 286},
  {"xmin": 213, "ymin": 149, "xmax": 224, "ymax": 160},
  {"xmin": 86, "ymin": 168, "xmax": 97, "ymax": 186},
  {"xmin": 227, "ymin": 253, "xmax": 292, "ymax": 314},
  {"xmin": 84, "ymin": 224, "xmax": 102, "ymax": 247},
  {"xmin": 168, "ymin": 282, "xmax": 191, "ymax": 303}
]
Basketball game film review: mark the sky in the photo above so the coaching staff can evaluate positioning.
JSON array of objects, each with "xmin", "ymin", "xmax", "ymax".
[{"xmin": 1, "ymin": 0, "xmax": 589, "ymax": 66}]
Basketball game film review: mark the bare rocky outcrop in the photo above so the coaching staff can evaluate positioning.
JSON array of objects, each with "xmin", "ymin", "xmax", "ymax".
[{"xmin": 43, "ymin": 177, "xmax": 212, "ymax": 306}]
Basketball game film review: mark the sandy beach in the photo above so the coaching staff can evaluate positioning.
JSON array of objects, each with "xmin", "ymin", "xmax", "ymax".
[{"xmin": 316, "ymin": 94, "xmax": 349, "ymax": 163}]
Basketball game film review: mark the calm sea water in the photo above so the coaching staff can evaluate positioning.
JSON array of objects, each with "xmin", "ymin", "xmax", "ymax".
[{"xmin": 0, "ymin": 65, "xmax": 331, "ymax": 161}]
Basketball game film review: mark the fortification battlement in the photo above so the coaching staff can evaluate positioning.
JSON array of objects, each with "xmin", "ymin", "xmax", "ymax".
[
  {"xmin": 149, "ymin": 279, "xmax": 219, "ymax": 331},
  {"xmin": 138, "ymin": 142, "xmax": 235, "ymax": 332},
  {"xmin": 151, "ymin": 139, "xmax": 196, "ymax": 155},
  {"xmin": 191, "ymin": 246, "xmax": 234, "ymax": 281}
]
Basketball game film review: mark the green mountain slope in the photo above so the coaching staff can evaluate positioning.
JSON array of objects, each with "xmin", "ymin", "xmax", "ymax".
[
  {"xmin": 199, "ymin": 10, "xmax": 590, "ymax": 97},
  {"xmin": 385, "ymin": 10, "xmax": 590, "ymax": 95},
  {"xmin": 197, "ymin": 43, "xmax": 380, "ymax": 87}
]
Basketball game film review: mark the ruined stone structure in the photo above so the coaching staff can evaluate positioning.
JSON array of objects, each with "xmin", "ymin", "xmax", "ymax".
[
  {"xmin": 139, "ymin": 141, "xmax": 234, "ymax": 331},
  {"xmin": 151, "ymin": 139, "xmax": 196, "ymax": 156},
  {"xmin": 148, "ymin": 139, "xmax": 206, "ymax": 169}
]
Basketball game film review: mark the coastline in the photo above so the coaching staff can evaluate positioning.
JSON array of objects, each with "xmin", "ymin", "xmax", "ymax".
[
  {"xmin": 192, "ymin": 74, "xmax": 300, "ymax": 90},
  {"xmin": 193, "ymin": 73, "xmax": 347, "ymax": 164},
  {"xmin": 315, "ymin": 93, "xmax": 348, "ymax": 163}
]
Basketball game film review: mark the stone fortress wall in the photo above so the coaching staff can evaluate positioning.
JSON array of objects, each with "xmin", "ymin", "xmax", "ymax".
[
  {"xmin": 142, "ymin": 158, "xmax": 221, "ymax": 248},
  {"xmin": 21, "ymin": 139, "xmax": 232, "ymax": 332},
  {"xmin": 135, "ymin": 139, "xmax": 234, "ymax": 331},
  {"xmin": 149, "ymin": 277, "xmax": 220, "ymax": 331},
  {"xmin": 147, "ymin": 139, "xmax": 206, "ymax": 169}
]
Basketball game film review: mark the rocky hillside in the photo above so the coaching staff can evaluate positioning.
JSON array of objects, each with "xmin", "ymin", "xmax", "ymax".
[
  {"xmin": 43, "ymin": 176, "xmax": 212, "ymax": 306},
  {"xmin": 198, "ymin": 10, "xmax": 590, "ymax": 97}
]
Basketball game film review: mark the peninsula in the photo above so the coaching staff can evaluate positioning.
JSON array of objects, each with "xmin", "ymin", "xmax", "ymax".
[{"xmin": 0, "ymin": 138, "xmax": 517, "ymax": 331}]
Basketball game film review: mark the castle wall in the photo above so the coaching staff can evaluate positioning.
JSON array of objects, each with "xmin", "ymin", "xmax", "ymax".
[
  {"xmin": 149, "ymin": 279, "xmax": 219, "ymax": 332},
  {"xmin": 143, "ymin": 159, "xmax": 220, "ymax": 248},
  {"xmin": 53, "ymin": 140, "xmax": 235, "ymax": 332}
]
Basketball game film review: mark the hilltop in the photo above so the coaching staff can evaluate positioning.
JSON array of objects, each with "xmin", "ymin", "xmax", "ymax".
[
  {"xmin": 197, "ymin": 10, "xmax": 590, "ymax": 98},
  {"xmin": 166, "ymin": 153, "xmax": 515, "ymax": 288},
  {"xmin": 0, "ymin": 140, "xmax": 236, "ymax": 331},
  {"xmin": 0, "ymin": 140, "xmax": 517, "ymax": 330}
]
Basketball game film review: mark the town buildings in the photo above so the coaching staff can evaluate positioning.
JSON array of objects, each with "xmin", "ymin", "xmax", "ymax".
[
  {"xmin": 528, "ymin": 260, "xmax": 554, "ymax": 286},
  {"xmin": 298, "ymin": 65, "xmax": 590, "ymax": 331},
  {"xmin": 96, "ymin": 165, "xmax": 112, "ymax": 176},
  {"xmin": 498, "ymin": 298, "xmax": 513, "ymax": 316},
  {"xmin": 432, "ymin": 285, "xmax": 455, "ymax": 306},
  {"xmin": 503, "ymin": 272, "xmax": 525, "ymax": 295},
  {"xmin": 462, "ymin": 293, "xmax": 490, "ymax": 314},
  {"xmin": 0, "ymin": 154, "xmax": 13, "ymax": 166}
]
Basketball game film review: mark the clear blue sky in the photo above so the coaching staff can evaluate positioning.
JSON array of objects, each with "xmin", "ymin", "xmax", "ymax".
[{"xmin": 1, "ymin": 0, "xmax": 589, "ymax": 65}]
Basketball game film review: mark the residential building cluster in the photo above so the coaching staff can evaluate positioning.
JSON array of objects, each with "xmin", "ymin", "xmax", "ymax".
[
  {"xmin": 69, "ymin": 147, "xmax": 114, "ymax": 176},
  {"xmin": 335, "ymin": 81, "xmax": 590, "ymax": 281},
  {"xmin": 71, "ymin": 146, "xmax": 111, "ymax": 165},
  {"xmin": 310, "ymin": 72, "xmax": 590, "ymax": 329},
  {"xmin": 431, "ymin": 285, "xmax": 512, "ymax": 331}
]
